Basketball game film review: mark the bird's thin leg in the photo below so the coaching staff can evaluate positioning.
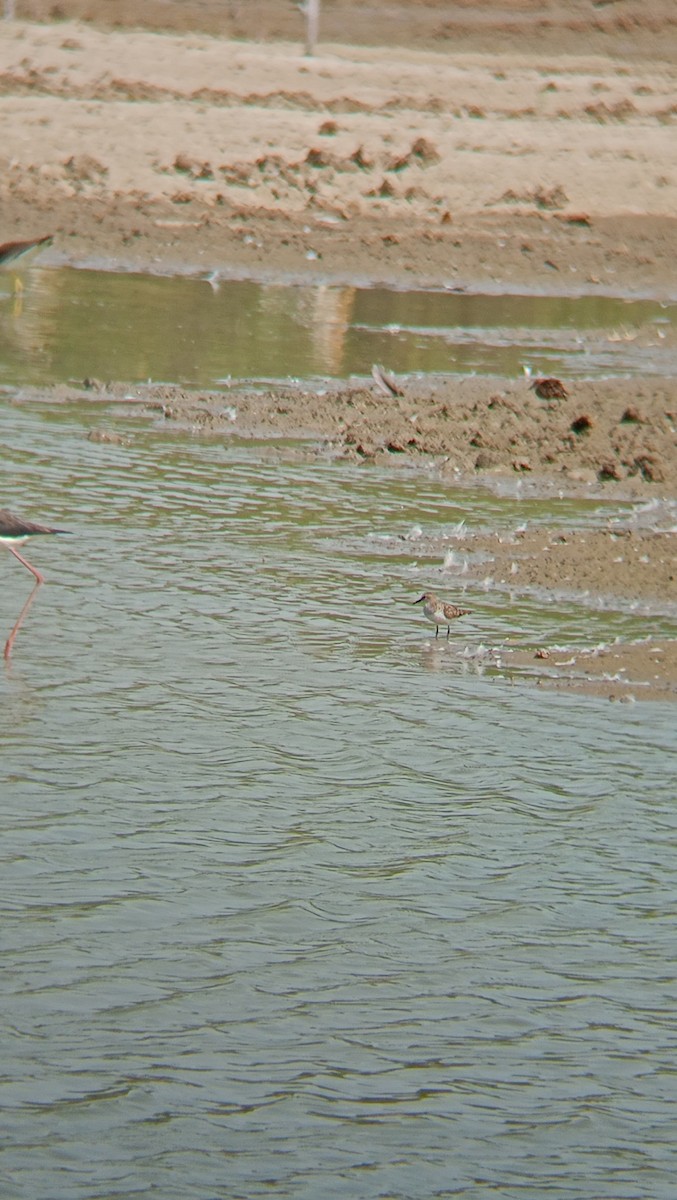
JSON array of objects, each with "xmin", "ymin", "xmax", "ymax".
[
  {"xmin": 4, "ymin": 582, "xmax": 41, "ymax": 661},
  {"xmin": 446, "ymin": 625, "xmax": 451, "ymax": 639},
  {"xmin": 435, "ymin": 626, "xmax": 439, "ymax": 638},
  {"xmin": 5, "ymin": 543, "xmax": 45, "ymax": 585}
]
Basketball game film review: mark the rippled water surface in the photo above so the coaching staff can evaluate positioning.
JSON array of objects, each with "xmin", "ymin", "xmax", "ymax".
[{"xmin": 1, "ymin": 394, "xmax": 676, "ymax": 1200}]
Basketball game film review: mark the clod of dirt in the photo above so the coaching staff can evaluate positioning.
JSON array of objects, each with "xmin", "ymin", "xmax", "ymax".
[
  {"xmin": 571, "ymin": 414, "xmax": 594, "ymax": 433},
  {"xmin": 621, "ymin": 405, "xmax": 644, "ymax": 423},
  {"xmin": 64, "ymin": 154, "xmax": 108, "ymax": 180},
  {"xmin": 598, "ymin": 459, "xmax": 624, "ymax": 481}
]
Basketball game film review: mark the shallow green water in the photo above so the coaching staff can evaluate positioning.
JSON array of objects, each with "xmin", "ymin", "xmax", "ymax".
[
  {"xmin": 1, "ymin": 267, "xmax": 675, "ymax": 386},
  {"xmin": 1, "ymin": 392, "xmax": 676, "ymax": 1199}
]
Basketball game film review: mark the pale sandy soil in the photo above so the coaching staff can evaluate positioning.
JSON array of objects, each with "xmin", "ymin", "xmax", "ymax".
[
  {"xmin": 2, "ymin": 3, "xmax": 677, "ymax": 696},
  {"xmin": 1, "ymin": 12, "xmax": 677, "ymax": 293}
]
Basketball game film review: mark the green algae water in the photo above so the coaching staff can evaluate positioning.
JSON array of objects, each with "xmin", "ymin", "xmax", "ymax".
[{"xmin": 1, "ymin": 266, "xmax": 676, "ymax": 386}]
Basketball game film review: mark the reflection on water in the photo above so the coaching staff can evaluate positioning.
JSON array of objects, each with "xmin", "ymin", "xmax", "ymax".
[
  {"xmin": 1, "ymin": 267, "xmax": 676, "ymax": 387},
  {"xmin": 1, "ymin": 396, "xmax": 676, "ymax": 1199}
]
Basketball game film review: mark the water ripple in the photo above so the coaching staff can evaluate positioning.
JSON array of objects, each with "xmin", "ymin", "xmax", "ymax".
[{"xmin": 0, "ymin": 397, "xmax": 675, "ymax": 1200}]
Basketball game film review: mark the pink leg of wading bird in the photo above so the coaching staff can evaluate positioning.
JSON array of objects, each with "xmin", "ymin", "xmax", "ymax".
[
  {"xmin": 4, "ymin": 584, "xmax": 41, "ymax": 661},
  {"xmin": 1, "ymin": 509, "xmax": 69, "ymax": 658}
]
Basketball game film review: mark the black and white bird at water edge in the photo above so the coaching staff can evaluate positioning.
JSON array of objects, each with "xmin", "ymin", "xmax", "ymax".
[
  {"xmin": 0, "ymin": 509, "xmax": 69, "ymax": 586},
  {"xmin": 0, "ymin": 235, "xmax": 54, "ymax": 293}
]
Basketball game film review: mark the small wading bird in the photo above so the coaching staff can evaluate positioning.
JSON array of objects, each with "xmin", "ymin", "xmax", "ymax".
[
  {"xmin": 529, "ymin": 376, "xmax": 568, "ymax": 400},
  {"xmin": 0, "ymin": 234, "xmax": 54, "ymax": 293},
  {"xmin": 413, "ymin": 592, "xmax": 471, "ymax": 639},
  {"xmin": 371, "ymin": 363, "xmax": 404, "ymax": 397},
  {"xmin": 1, "ymin": 509, "xmax": 69, "ymax": 659}
]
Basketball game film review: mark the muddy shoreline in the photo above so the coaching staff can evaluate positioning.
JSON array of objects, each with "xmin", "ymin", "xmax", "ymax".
[
  {"xmin": 2, "ymin": 17, "xmax": 677, "ymax": 298},
  {"xmin": 2, "ymin": 9, "xmax": 677, "ymax": 697},
  {"xmin": 14, "ymin": 376, "xmax": 676, "ymax": 700}
]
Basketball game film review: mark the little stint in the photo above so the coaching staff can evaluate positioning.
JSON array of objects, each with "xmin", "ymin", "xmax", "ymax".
[{"xmin": 413, "ymin": 592, "xmax": 471, "ymax": 638}]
